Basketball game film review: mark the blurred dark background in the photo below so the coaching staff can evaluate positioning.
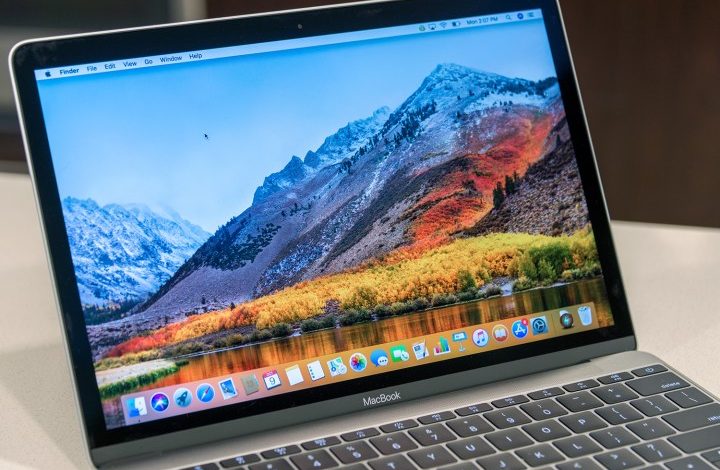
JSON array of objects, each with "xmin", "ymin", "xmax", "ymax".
[{"xmin": 1, "ymin": 0, "xmax": 718, "ymax": 227}]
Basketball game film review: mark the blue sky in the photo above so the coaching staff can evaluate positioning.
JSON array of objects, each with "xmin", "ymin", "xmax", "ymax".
[{"xmin": 38, "ymin": 18, "xmax": 556, "ymax": 232}]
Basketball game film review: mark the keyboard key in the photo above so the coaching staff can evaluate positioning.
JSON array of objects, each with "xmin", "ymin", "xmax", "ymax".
[
  {"xmin": 455, "ymin": 403, "xmax": 492, "ymax": 416},
  {"xmin": 219, "ymin": 454, "xmax": 260, "ymax": 468},
  {"xmin": 290, "ymin": 450, "xmax": 339, "ymax": 470},
  {"xmin": 492, "ymin": 395, "xmax": 529, "ymax": 408},
  {"xmin": 594, "ymin": 449, "xmax": 643, "ymax": 470},
  {"xmin": 380, "ymin": 419, "xmax": 418, "ymax": 433},
  {"xmin": 558, "ymin": 392, "xmax": 604, "ymax": 412},
  {"xmin": 528, "ymin": 387, "xmax": 564, "ymax": 400},
  {"xmin": 664, "ymin": 403, "xmax": 720, "ymax": 431},
  {"xmin": 668, "ymin": 424, "xmax": 720, "ymax": 452},
  {"xmin": 418, "ymin": 410, "xmax": 455, "ymax": 424},
  {"xmin": 666, "ymin": 456, "xmax": 714, "ymax": 470},
  {"xmin": 701, "ymin": 448, "xmax": 720, "ymax": 463},
  {"xmin": 631, "ymin": 364, "xmax": 667, "ymax": 377},
  {"xmin": 564, "ymin": 380, "xmax": 600, "ymax": 392},
  {"xmin": 249, "ymin": 460, "xmax": 293, "ymax": 470},
  {"xmin": 446, "ymin": 416, "xmax": 493, "ymax": 437},
  {"xmin": 484, "ymin": 407, "xmax": 531, "ymax": 429},
  {"xmin": 520, "ymin": 399, "xmax": 568, "ymax": 420},
  {"xmin": 330, "ymin": 441, "xmax": 379, "ymax": 464},
  {"xmin": 592, "ymin": 384, "xmax": 638, "ymax": 404},
  {"xmin": 515, "ymin": 443, "xmax": 564, "ymax": 467},
  {"xmin": 184, "ymin": 464, "xmax": 219, "ymax": 470},
  {"xmin": 447, "ymin": 436, "xmax": 495, "ymax": 459},
  {"xmin": 341, "ymin": 428, "xmax": 380, "ymax": 441},
  {"xmin": 597, "ymin": 372, "xmax": 633, "ymax": 384},
  {"xmin": 557, "ymin": 458, "xmax": 602, "ymax": 470},
  {"xmin": 368, "ymin": 454, "xmax": 414, "ymax": 470},
  {"xmin": 631, "ymin": 439, "xmax": 680, "ymax": 463},
  {"xmin": 476, "ymin": 453, "xmax": 526, "ymax": 470},
  {"xmin": 521, "ymin": 419, "xmax": 570, "ymax": 442},
  {"xmin": 560, "ymin": 411, "xmax": 608, "ymax": 433},
  {"xmin": 485, "ymin": 428, "xmax": 533, "ymax": 451},
  {"xmin": 261, "ymin": 446, "xmax": 301, "ymax": 459},
  {"xmin": 407, "ymin": 445, "xmax": 457, "ymax": 468},
  {"xmin": 370, "ymin": 433, "xmax": 417, "ymax": 455},
  {"xmin": 596, "ymin": 404, "xmax": 643, "ymax": 425},
  {"xmin": 590, "ymin": 427, "xmax": 639, "ymax": 449},
  {"xmin": 626, "ymin": 417, "xmax": 675, "ymax": 439},
  {"xmin": 625, "ymin": 372, "xmax": 690, "ymax": 396},
  {"xmin": 302, "ymin": 436, "xmax": 342, "ymax": 450},
  {"xmin": 666, "ymin": 387, "xmax": 713, "ymax": 408},
  {"xmin": 408, "ymin": 423, "xmax": 456, "ymax": 446},
  {"xmin": 554, "ymin": 435, "xmax": 602, "ymax": 458},
  {"xmin": 630, "ymin": 395, "xmax": 679, "ymax": 417}
]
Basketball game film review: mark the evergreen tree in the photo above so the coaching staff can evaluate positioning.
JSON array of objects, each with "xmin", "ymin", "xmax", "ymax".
[{"xmin": 493, "ymin": 182, "xmax": 505, "ymax": 208}]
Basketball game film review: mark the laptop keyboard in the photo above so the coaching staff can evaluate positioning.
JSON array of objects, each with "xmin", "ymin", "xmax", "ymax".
[{"xmin": 184, "ymin": 365, "xmax": 720, "ymax": 470}]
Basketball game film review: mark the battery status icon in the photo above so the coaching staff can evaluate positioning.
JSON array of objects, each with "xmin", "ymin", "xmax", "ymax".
[{"xmin": 451, "ymin": 21, "xmax": 462, "ymax": 27}]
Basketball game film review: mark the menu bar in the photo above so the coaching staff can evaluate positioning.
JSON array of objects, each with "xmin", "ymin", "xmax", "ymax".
[{"xmin": 36, "ymin": 9, "xmax": 543, "ymax": 81}]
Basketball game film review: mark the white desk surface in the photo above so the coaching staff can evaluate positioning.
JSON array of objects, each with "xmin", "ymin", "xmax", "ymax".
[{"xmin": 0, "ymin": 172, "xmax": 718, "ymax": 469}]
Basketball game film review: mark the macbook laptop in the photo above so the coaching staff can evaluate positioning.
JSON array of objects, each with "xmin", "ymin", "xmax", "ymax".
[{"xmin": 9, "ymin": 0, "xmax": 720, "ymax": 469}]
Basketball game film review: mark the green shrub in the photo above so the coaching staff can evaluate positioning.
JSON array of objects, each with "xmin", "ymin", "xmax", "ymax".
[
  {"xmin": 528, "ymin": 242, "xmax": 572, "ymax": 279},
  {"xmin": 271, "ymin": 322, "xmax": 293, "ymax": 338},
  {"xmin": 431, "ymin": 294, "xmax": 451, "ymax": 307},
  {"xmin": 457, "ymin": 270, "xmax": 477, "ymax": 292},
  {"xmin": 339, "ymin": 309, "xmax": 371, "ymax": 326},
  {"xmin": 170, "ymin": 341, "xmax": 207, "ymax": 356},
  {"xmin": 249, "ymin": 329, "xmax": 273, "ymax": 343},
  {"xmin": 513, "ymin": 277, "xmax": 537, "ymax": 292},
  {"xmin": 518, "ymin": 252, "xmax": 538, "ymax": 281},
  {"xmin": 389, "ymin": 302, "xmax": 413, "ymax": 315},
  {"xmin": 485, "ymin": 285, "xmax": 502, "ymax": 297},
  {"xmin": 372, "ymin": 304, "xmax": 393, "ymax": 318},
  {"xmin": 537, "ymin": 259, "xmax": 556, "ymax": 284},
  {"xmin": 457, "ymin": 291, "xmax": 475, "ymax": 302},
  {"xmin": 411, "ymin": 297, "xmax": 430, "ymax": 311},
  {"xmin": 300, "ymin": 319, "xmax": 322, "ymax": 332}
]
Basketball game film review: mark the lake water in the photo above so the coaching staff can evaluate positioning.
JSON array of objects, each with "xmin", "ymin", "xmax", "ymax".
[{"xmin": 102, "ymin": 277, "xmax": 612, "ymax": 426}]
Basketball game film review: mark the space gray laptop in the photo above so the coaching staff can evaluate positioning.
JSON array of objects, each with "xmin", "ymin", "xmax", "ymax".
[{"xmin": 10, "ymin": 0, "xmax": 720, "ymax": 468}]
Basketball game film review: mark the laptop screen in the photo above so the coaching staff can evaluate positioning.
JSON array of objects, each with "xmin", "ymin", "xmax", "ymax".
[{"xmin": 35, "ymin": 7, "xmax": 614, "ymax": 430}]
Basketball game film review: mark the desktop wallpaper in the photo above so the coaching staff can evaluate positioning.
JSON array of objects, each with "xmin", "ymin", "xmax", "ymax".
[{"xmin": 38, "ymin": 18, "xmax": 613, "ymax": 427}]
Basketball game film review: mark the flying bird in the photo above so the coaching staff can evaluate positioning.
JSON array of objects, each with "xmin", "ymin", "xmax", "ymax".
[{"xmin": 203, "ymin": 132, "xmax": 209, "ymax": 141}]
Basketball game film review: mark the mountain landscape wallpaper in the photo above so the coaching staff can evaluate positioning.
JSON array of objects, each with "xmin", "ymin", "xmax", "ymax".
[{"xmin": 39, "ymin": 18, "xmax": 613, "ymax": 426}]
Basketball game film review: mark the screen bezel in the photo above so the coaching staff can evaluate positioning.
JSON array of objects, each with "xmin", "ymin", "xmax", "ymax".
[{"xmin": 10, "ymin": 0, "xmax": 635, "ymax": 456}]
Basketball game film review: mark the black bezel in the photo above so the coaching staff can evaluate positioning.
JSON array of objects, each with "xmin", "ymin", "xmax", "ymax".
[{"xmin": 11, "ymin": 0, "xmax": 635, "ymax": 451}]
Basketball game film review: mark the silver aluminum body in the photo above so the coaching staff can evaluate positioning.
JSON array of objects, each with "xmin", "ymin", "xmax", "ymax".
[
  {"xmin": 8, "ymin": 1, "xmax": 671, "ymax": 468},
  {"xmin": 103, "ymin": 350, "xmax": 718, "ymax": 469}
]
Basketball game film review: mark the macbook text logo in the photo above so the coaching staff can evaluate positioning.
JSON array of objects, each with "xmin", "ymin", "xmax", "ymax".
[{"xmin": 362, "ymin": 391, "xmax": 401, "ymax": 407}]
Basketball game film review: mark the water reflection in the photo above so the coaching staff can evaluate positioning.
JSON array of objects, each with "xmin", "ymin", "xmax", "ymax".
[{"xmin": 139, "ymin": 278, "xmax": 611, "ymax": 390}]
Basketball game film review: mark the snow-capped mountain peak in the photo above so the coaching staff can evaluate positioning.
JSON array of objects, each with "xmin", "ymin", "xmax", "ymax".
[
  {"xmin": 62, "ymin": 197, "xmax": 210, "ymax": 308},
  {"xmin": 252, "ymin": 106, "xmax": 391, "ymax": 204}
]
